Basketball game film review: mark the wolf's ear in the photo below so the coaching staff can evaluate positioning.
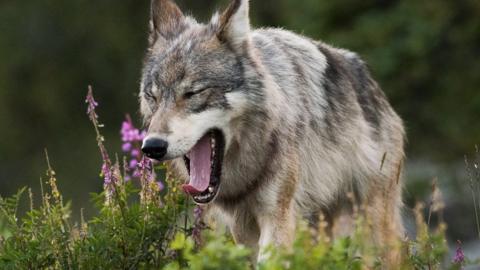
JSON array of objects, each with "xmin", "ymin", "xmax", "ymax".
[
  {"xmin": 149, "ymin": 0, "xmax": 186, "ymax": 45},
  {"xmin": 217, "ymin": 0, "xmax": 251, "ymax": 49}
]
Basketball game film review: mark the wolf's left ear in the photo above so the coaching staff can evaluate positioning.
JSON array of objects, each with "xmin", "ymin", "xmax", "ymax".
[
  {"xmin": 217, "ymin": 0, "xmax": 251, "ymax": 49},
  {"xmin": 149, "ymin": 0, "xmax": 186, "ymax": 45}
]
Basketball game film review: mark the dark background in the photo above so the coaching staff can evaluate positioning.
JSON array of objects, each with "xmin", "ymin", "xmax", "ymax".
[{"xmin": 1, "ymin": 0, "xmax": 479, "ymax": 247}]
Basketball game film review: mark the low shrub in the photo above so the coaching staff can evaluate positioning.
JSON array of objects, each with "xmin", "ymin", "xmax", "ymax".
[{"xmin": 0, "ymin": 88, "xmax": 477, "ymax": 269}]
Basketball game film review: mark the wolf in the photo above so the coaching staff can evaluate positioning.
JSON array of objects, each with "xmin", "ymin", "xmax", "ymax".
[{"xmin": 139, "ymin": 0, "xmax": 405, "ymax": 262}]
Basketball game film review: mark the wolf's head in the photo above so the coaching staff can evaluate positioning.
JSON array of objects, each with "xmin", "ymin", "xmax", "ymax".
[{"xmin": 139, "ymin": 0, "xmax": 264, "ymax": 204}]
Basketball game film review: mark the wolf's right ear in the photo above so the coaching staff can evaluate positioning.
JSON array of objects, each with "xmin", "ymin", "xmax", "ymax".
[
  {"xmin": 149, "ymin": 0, "xmax": 186, "ymax": 46},
  {"xmin": 217, "ymin": 0, "xmax": 251, "ymax": 50}
]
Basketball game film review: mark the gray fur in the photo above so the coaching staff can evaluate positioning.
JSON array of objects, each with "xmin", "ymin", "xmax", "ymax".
[{"xmin": 140, "ymin": 0, "xmax": 405, "ymax": 262}]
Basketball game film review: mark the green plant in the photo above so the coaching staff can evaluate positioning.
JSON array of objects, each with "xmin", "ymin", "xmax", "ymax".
[{"xmin": 0, "ymin": 88, "xmax": 477, "ymax": 269}]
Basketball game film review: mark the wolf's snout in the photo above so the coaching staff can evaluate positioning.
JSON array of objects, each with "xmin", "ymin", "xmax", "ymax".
[{"xmin": 142, "ymin": 138, "xmax": 168, "ymax": 160}]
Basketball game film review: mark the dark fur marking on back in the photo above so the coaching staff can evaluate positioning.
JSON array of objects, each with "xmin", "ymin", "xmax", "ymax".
[
  {"xmin": 346, "ymin": 57, "xmax": 382, "ymax": 133},
  {"xmin": 319, "ymin": 44, "xmax": 384, "ymax": 136},
  {"xmin": 316, "ymin": 46, "xmax": 351, "ymax": 143}
]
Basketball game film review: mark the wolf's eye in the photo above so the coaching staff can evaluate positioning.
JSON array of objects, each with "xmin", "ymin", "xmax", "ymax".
[
  {"xmin": 144, "ymin": 92, "xmax": 157, "ymax": 103},
  {"xmin": 183, "ymin": 87, "xmax": 209, "ymax": 100}
]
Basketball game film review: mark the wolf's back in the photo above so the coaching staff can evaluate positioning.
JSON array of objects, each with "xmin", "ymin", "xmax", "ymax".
[{"xmin": 250, "ymin": 27, "xmax": 405, "ymax": 215}]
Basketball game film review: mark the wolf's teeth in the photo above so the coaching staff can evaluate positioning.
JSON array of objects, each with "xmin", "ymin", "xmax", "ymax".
[
  {"xmin": 208, "ymin": 187, "xmax": 214, "ymax": 193},
  {"xmin": 198, "ymin": 194, "xmax": 208, "ymax": 200}
]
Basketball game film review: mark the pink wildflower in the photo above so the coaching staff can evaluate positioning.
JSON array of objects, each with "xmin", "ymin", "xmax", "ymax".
[{"xmin": 453, "ymin": 241, "xmax": 465, "ymax": 264}]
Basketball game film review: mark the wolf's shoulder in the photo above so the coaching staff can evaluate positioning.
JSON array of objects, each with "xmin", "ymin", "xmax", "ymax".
[
  {"xmin": 251, "ymin": 28, "xmax": 319, "ymax": 53},
  {"xmin": 250, "ymin": 27, "xmax": 373, "ymax": 95},
  {"xmin": 251, "ymin": 28, "xmax": 363, "ymax": 64}
]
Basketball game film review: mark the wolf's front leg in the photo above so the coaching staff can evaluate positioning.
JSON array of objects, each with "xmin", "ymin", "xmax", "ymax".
[
  {"xmin": 229, "ymin": 203, "xmax": 296, "ymax": 264},
  {"xmin": 255, "ymin": 153, "xmax": 299, "ymax": 262},
  {"xmin": 256, "ymin": 201, "xmax": 296, "ymax": 262},
  {"xmin": 229, "ymin": 209, "xmax": 261, "ymax": 261}
]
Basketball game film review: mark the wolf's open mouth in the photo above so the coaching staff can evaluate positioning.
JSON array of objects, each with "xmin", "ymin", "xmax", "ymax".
[{"xmin": 182, "ymin": 129, "xmax": 224, "ymax": 204}]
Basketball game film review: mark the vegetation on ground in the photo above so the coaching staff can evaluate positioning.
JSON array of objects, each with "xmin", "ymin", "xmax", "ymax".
[{"xmin": 0, "ymin": 89, "xmax": 478, "ymax": 269}]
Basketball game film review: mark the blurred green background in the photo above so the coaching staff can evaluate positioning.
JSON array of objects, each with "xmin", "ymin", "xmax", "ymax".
[{"xmin": 0, "ymin": 0, "xmax": 479, "ymax": 245}]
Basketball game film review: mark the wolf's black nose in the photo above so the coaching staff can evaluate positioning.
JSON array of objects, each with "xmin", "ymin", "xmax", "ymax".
[{"xmin": 142, "ymin": 138, "xmax": 168, "ymax": 160}]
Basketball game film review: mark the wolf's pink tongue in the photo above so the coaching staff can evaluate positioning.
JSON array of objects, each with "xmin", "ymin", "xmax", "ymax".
[{"xmin": 182, "ymin": 135, "xmax": 211, "ymax": 195}]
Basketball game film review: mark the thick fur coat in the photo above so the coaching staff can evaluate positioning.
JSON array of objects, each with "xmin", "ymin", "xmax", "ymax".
[{"xmin": 139, "ymin": 0, "xmax": 405, "ymax": 262}]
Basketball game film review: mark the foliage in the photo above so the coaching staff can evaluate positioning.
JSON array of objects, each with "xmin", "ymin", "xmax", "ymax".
[
  {"xmin": 0, "ymin": 174, "xmax": 188, "ymax": 269},
  {"xmin": 0, "ymin": 89, "xmax": 478, "ymax": 269},
  {"xmin": 165, "ymin": 233, "xmax": 251, "ymax": 270},
  {"xmin": 0, "ymin": 183, "xmax": 472, "ymax": 269},
  {"xmin": 465, "ymin": 146, "xmax": 480, "ymax": 240}
]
